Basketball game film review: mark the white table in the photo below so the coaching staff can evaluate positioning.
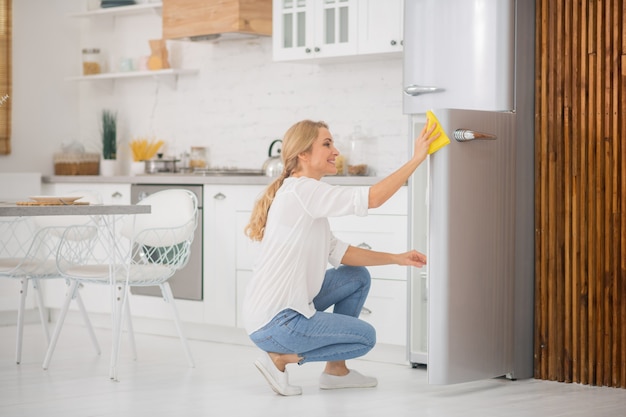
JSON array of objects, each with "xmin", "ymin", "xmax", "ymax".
[
  {"xmin": 0, "ymin": 203, "xmax": 149, "ymax": 217},
  {"xmin": 0, "ymin": 203, "xmax": 150, "ymax": 380}
]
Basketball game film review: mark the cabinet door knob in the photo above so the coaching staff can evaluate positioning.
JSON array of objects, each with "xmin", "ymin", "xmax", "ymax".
[
  {"xmin": 390, "ymin": 40, "xmax": 397, "ymax": 46},
  {"xmin": 112, "ymin": 191, "xmax": 123, "ymax": 199},
  {"xmin": 357, "ymin": 242, "xmax": 372, "ymax": 250},
  {"xmin": 314, "ymin": 47, "xmax": 320, "ymax": 52},
  {"xmin": 305, "ymin": 48, "xmax": 312, "ymax": 53},
  {"xmin": 213, "ymin": 192, "xmax": 226, "ymax": 200}
]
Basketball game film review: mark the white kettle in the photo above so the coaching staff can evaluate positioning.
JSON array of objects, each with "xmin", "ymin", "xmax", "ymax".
[{"xmin": 262, "ymin": 139, "xmax": 283, "ymax": 177}]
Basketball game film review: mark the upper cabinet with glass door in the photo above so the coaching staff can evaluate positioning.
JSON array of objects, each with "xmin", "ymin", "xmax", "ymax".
[
  {"xmin": 273, "ymin": 0, "xmax": 358, "ymax": 61},
  {"xmin": 273, "ymin": 0, "xmax": 403, "ymax": 62}
]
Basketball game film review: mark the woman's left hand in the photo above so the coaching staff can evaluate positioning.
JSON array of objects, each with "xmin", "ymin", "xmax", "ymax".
[
  {"xmin": 396, "ymin": 250, "xmax": 427, "ymax": 268},
  {"xmin": 412, "ymin": 121, "xmax": 440, "ymax": 164}
]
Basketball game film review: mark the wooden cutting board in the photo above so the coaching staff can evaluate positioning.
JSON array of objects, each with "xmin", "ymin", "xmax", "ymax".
[{"xmin": 16, "ymin": 201, "xmax": 90, "ymax": 206}]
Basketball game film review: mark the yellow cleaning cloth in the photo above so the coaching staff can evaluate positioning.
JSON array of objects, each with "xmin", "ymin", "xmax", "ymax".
[{"xmin": 426, "ymin": 110, "xmax": 451, "ymax": 154}]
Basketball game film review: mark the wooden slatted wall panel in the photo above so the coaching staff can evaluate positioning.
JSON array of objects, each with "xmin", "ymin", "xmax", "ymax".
[
  {"xmin": 0, "ymin": 0, "xmax": 11, "ymax": 155},
  {"xmin": 534, "ymin": 0, "xmax": 625, "ymax": 388}
]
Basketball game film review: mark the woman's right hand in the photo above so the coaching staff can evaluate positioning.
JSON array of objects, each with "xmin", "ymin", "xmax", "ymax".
[{"xmin": 394, "ymin": 250, "xmax": 427, "ymax": 268}]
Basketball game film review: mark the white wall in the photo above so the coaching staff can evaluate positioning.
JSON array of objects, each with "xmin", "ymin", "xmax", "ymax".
[{"xmin": 1, "ymin": 0, "xmax": 408, "ymax": 177}]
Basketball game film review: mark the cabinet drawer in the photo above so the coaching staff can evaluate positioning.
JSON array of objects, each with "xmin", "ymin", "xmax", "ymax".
[
  {"xmin": 329, "ymin": 214, "xmax": 408, "ymax": 280},
  {"xmin": 361, "ymin": 278, "xmax": 407, "ymax": 346},
  {"xmin": 42, "ymin": 183, "xmax": 131, "ymax": 205}
]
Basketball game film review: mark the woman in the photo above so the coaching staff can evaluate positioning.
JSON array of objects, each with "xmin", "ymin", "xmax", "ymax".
[{"xmin": 243, "ymin": 120, "xmax": 439, "ymax": 396}]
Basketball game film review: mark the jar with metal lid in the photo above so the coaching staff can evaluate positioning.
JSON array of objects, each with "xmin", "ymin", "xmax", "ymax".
[
  {"xmin": 347, "ymin": 126, "xmax": 369, "ymax": 176},
  {"xmin": 82, "ymin": 48, "xmax": 102, "ymax": 75},
  {"xmin": 189, "ymin": 146, "xmax": 208, "ymax": 170}
]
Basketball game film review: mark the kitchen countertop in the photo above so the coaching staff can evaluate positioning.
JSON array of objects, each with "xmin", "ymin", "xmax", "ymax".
[{"xmin": 42, "ymin": 174, "xmax": 384, "ymax": 186}]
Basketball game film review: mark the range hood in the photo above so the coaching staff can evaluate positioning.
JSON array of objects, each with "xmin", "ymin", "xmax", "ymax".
[{"xmin": 163, "ymin": 0, "xmax": 272, "ymax": 41}]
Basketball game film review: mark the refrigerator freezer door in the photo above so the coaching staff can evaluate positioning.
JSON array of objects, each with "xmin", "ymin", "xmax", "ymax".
[
  {"xmin": 402, "ymin": 0, "xmax": 515, "ymax": 114},
  {"xmin": 427, "ymin": 109, "xmax": 516, "ymax": 384}
]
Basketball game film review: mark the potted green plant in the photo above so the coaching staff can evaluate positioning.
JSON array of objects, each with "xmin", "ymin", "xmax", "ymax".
[{"xmin": 100, "ymin": 109, "xmax": 117, "ymax": 175}]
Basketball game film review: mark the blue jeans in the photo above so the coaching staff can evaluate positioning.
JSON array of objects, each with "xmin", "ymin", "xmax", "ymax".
[{"xmin": 249, "ymin": 265, "xmax": 376, "ymax": 364}]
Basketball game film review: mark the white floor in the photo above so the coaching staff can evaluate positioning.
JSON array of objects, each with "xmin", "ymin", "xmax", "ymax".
[{"xmin": 1, "ymin": 323, "xmax": 625, "ymax": 417}]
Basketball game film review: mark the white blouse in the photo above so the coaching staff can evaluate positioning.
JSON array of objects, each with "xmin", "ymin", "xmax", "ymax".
[{"xmin": 242, "ymin": 176, "xmax": 370, "ymax": 334}]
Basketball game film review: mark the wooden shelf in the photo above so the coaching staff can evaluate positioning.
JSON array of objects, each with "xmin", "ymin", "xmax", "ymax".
[{"xmin": 70, "ymin": 2, "xmax": 162, "ymax": 18}]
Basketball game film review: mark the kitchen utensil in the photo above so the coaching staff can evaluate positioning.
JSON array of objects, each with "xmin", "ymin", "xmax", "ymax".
[
  {"xmin": 144, "ymin": 157, "xmax": 178, "ymax": 174},
  {"xmin": 262, "ymin": 139, "xmax": 283, "ymax": 177},
  {"xmin": 29, "ymin": 196, "xmax": 83, "ymax": 204}
]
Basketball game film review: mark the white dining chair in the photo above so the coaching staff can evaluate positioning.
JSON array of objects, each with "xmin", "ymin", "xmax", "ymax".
[
  {"xmin": 43, "ymin": 189, "xmax": 198, "ymax": 374},
  {"xmin": 0, "ymin": 214, "xmax": 100, "ymax": 364}
]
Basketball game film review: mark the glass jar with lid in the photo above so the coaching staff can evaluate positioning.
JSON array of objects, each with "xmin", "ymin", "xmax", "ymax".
[
  {"xmin": 347, "ymin": 126, "xmax": 369, "ymax": 176},
  {"xmin": 82, "ymin": 48, "xmax": 102, "ymax": 75},
  {"xmin": 189, "ymin": 146, "xmax": 208, "ymax": 170}
]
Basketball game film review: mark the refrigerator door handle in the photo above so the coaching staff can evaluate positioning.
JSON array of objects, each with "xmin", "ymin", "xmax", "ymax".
[
  {"xmin": 404, "ymin": 85, "xmax": 444, "ymax": 96},
  {"xmin": 454, "ymin": 129, "xmax": 498, "ymax": 142}
]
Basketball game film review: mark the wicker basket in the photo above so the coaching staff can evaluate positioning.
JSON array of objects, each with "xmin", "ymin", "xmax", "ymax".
[{"xmin": 54, "ymin": 152, "xmax": 100, "ymax": 175}]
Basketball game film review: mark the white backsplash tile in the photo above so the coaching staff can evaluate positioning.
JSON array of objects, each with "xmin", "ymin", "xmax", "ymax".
[
  {"xmin": 5, "ymin": 1, "xmax": 408, "ymax": 177},
  {"xmin": 78, "ymin": 30, "xmax": 408, "ymax": 175}
]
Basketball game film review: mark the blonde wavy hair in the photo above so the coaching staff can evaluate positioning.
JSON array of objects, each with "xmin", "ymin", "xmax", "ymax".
[{"xmin": 245, "ymin": 120, "xmax": 329, "ymax": 241}]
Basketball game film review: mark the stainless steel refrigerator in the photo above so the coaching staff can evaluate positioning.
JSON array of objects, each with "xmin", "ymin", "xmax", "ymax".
[{"xmin": 403, "ymin": 0, "xmax": 535, "ymax": 384}]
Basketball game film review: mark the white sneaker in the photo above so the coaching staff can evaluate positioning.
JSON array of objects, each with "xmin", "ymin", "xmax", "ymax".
[
  {"xmin": 319, "ymin": 369, "xmax": 378, "ymax": 390},
  {"xmin": 254, "ymin": 353, "xmax": 302, "ymax": 396}
]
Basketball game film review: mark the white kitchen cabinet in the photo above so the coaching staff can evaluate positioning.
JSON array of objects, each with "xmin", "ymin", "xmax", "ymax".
[
  {"xmin": 41, "ymin": 181, "xmax": 408, "ymax": 346},
  {"xmin": 273, "ymin": 0, "xmax": 403, "ymax": 62},
  {"xmin": 329, "ymin": 185, "xmax": 407, "ymax": 280},
  {"xmin": 41, "ymin": 182, "xmax": 130, "ymax": 204},
  {"xmin": 203, "ymin": 185, "xmax": 263, "ymax": 327},
  {"xmin": 360, "ymin": 278, "xmax": 407, "ymax": 346},
  {"xmin": 235, "ymin": 185, "xmax": 409, "ymax": 347},
  {"xmin": 329, "ymin": 212, "xmax": 407, "ymax": 280},
  {"xmin": 236, "ymin": 206, "xmax": 407, "ymax": 345},
  {"xmin": 328, "ymin": 186, "xmax": 408, "ymax": 346},
  {"xmin": 273, "ymin": 0, "xmax": 358, "ymax": 61},
  {"xmin": 357, "ymin": 0, "xmax": 403, "ymax": 56}
]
